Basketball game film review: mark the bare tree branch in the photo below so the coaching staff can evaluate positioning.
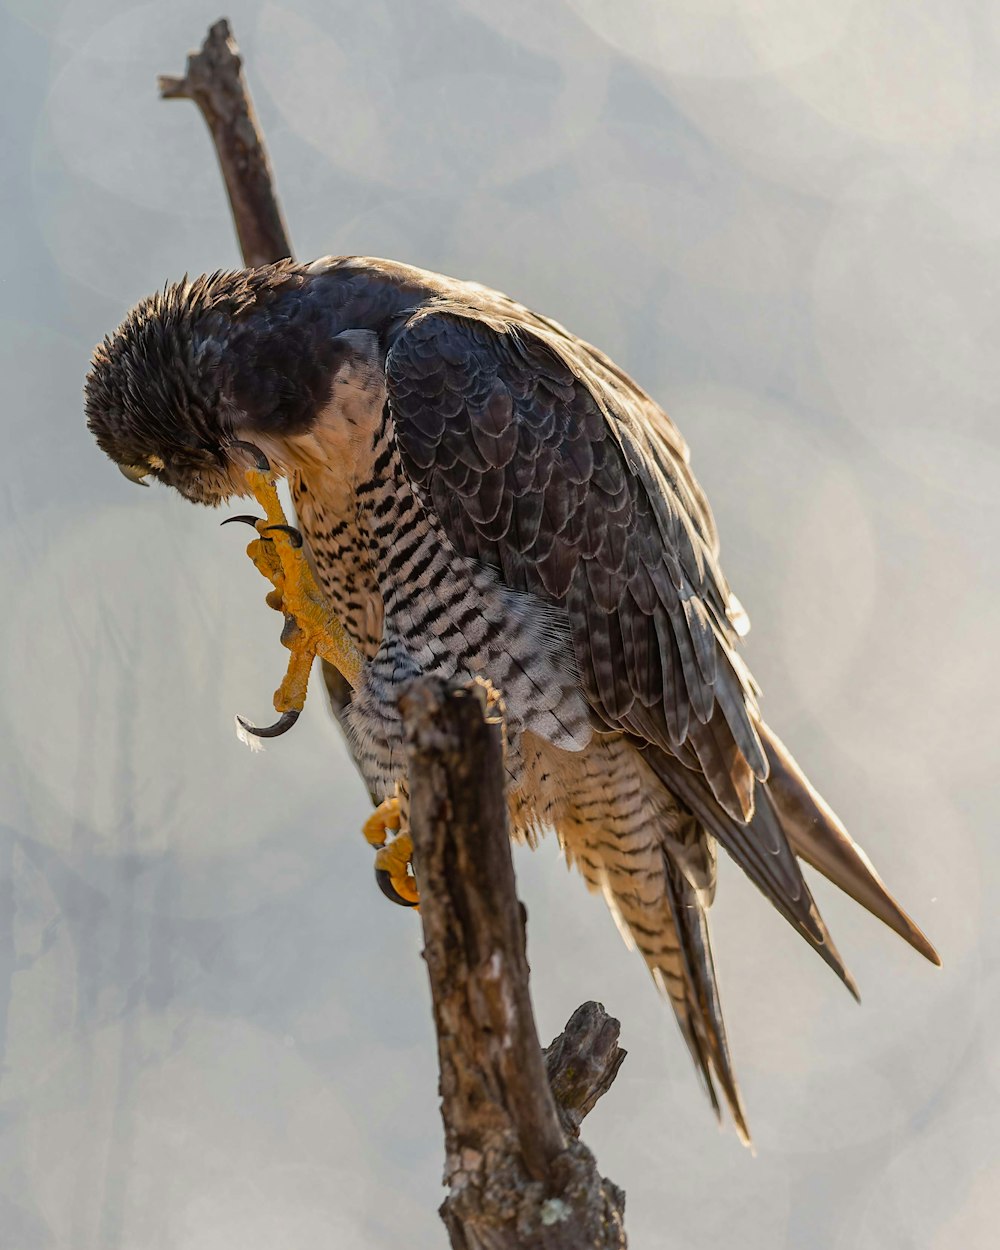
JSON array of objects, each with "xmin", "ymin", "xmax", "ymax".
[
  {"xmin": 159, "ymin": 18, "xmax": 292, "ymax": 268},
  {"xmin": 544, "ymin": 1003, "xmax": 628, "ymax": 1142},
  {"xmin": 402, "ymin": 678, "xmax": 626, "ymax": 1249}
]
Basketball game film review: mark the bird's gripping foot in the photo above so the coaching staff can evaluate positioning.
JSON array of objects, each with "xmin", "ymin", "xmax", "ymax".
[
  {"xmin": 224, "ymin": 443, "xmax": 417, "ymax": 909},
  {"xmin": 223, "ymin": 442, "xmax": 363, "ymax": 739},
  {"xmin": 364, "ymin": 795, "xmax": 419, "ymax": 908}
]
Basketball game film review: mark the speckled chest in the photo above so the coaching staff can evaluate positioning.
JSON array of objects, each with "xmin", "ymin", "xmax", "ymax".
[
  {"xmin": 279, "ymin": 329, "xmax": 389, "ymax": 658},
  {"xmin": 277, "ymin": 331, "xmax": 593, "ymax": 802},
  {"xmin": 292, "ymin": 472, "xmax": 385, "ymax": 657}
]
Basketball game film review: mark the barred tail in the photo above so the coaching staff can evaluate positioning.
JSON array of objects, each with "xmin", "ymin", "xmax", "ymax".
[
  {"xmin": 591, "ymin": 841, "xmax": 752, "ymax": 1146},
  {"xmin": 660, "ymin": 859, "xmax": 751, "ymax": 1145}
]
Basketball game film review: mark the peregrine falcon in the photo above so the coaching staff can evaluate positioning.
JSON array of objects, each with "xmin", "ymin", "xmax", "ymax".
[{"xmin": 85, "ymin": 256, "xmax": 939, "ymax": 1143}]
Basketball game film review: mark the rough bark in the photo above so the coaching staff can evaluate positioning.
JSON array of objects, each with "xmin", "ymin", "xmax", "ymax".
[
  {"xmin": 158, "ymin": 18, "xmax": 292, "ymax": 268},
  {"xmin": 401, "ymin": 678, "xmax": 626, "ymax": 1249},
  {"xmin": 544, "ymin": 1003, "xmax": 628, "ymax": 1143},
  {"xmin": 160, "ymin": 24, "xmax": 629, "ymax": 1247}
]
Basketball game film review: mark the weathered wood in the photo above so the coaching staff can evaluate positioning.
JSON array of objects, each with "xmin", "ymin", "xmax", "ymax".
[
  {"xmin": 401, "ymin": 678, "xmax": 627, "ymax": 1249},
  {"xmin": 544, "ymin": 1003, "xmax": 628, "ymax": 1142},
  {"xmin": 158, "ymin": 18, "xmax": 292, "ymax": 268}
]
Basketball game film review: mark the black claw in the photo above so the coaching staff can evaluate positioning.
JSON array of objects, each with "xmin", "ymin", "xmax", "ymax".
[
  {"xmin": 230, "ymin": 440, "xmax": 271, "ymax": 472},
  {"xmin": 260, "ymin": 524, "xmax": 303, "ymax": 549},
  {"xmin": 236, "ymin": 709, "xmax": 300, "ymax": 739},
  {"xmin": 375, "ymin": 867, "xmax": 419, "ymax": 907},
  {"xmin": 221, "ymin": 514, "xmax": 263, "ymax": 529}
]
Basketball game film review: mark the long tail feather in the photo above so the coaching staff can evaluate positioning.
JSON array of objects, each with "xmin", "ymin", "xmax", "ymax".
[
  {"xmin": 759, "ymin": 725, "xmax": 941, "ymax": 966},
  {"xmin": 643, "ymin": 741, "xmax": 861, "ymax": 999},
  {"xmin": 661, "ymin": 858, "xmax": 752, "ymax": 1146},
  {"xmin": 594, "ymin": 841, "xmax": 753, "ymax": 1146}
]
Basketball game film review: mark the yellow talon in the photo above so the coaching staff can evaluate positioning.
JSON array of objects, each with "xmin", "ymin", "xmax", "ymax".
[
  {"xmin": 374, "ymin": 832, "xmax": 420, "ymax": 908},
  {"xmin": 237, "ymin": 461, "xmax": 364, "ymax": 731},
  {"xmin": 233, "ymin": 450, "xmax": 419, "ymax": 910},
  {"xmin": 363, "ymin": 796, "xmax": 401, "ymax": 848}
]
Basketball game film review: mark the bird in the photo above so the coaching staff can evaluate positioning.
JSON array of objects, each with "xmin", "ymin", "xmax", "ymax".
[{"xmin": 85, "ymin": 254, "xmax": 939, "ymax": 1144}]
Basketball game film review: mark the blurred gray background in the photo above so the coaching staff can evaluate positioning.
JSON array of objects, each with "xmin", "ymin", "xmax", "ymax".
[{"xmin": 1, "ymin": 1, "xmax": 996, "ymax": 1246}]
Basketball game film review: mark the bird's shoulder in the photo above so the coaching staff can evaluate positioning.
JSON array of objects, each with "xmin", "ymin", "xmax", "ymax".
[{"xmin": 376, "ymin": 280, "xmax": 721, "ymax": 564}]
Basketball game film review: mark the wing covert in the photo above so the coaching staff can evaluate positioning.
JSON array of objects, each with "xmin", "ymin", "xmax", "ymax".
[{"xmin": 385, "ymin": 309, "xmax": 766, "ymax": 821}]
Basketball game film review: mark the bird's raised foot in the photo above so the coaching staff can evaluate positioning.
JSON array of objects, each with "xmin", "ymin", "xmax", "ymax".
[{"xmin": 224, "ymin": 442, "xmax": 363, "ymax": 739}]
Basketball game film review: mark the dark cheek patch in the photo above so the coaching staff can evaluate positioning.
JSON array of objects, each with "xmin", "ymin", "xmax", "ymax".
[{"xmin": 227, "ymin": 310, "xmax": 354, "ymax": 437}]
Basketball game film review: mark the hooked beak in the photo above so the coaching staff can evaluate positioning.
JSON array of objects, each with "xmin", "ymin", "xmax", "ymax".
[
  {"xmin": 118, "ymin": 462, "xmax": 150, "ymax": 487},
  {"xmin": 229, "ymin": 440, "xmax": 271, "ymax": 472}
]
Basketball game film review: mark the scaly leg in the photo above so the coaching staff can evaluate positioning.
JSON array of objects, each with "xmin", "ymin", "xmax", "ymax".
[
  {"xmin": 224, "ymin": 443, "xmax": 418, "ymax": 909},
  {"xmin": 363, "ymin": 792, "xmax": 419, "ymax": 908},
  {"xmin": 223, "ymin": 443, "xmax": 363, "ymax": 738},
  {"xmin": 363, "ymin": 794, "xmax": 401, "ymax": 848}
]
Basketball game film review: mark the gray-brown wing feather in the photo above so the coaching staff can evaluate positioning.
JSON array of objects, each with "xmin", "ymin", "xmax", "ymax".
[
  {"xmin": 384, "ymin": 308, "xmax": 838, "ymax": 960},
  {"xmin": 387, "ymin": 312, "xmax": 764, "ymax": 782}
]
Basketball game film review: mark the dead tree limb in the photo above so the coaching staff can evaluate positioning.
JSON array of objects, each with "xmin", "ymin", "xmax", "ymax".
[
  {"xmin": 158, "ymin": 22, "xmax": 628, "ymax": 1247},
  {"xmin": 544, "ymin": 1002, "xmax": 628, "ymax": 1142},
  {"xmin": 401, "ymin": 678, "xmax": 626, "ymax": 1248},
  {"xmin": 158, "ymin": 18, "xmax": 292, "ymax": 267}
]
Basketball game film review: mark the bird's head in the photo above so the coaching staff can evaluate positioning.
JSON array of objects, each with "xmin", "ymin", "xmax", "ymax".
[{"xmin": 85, "ymin": 261, "xmax": 350, "ymax": 505}]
